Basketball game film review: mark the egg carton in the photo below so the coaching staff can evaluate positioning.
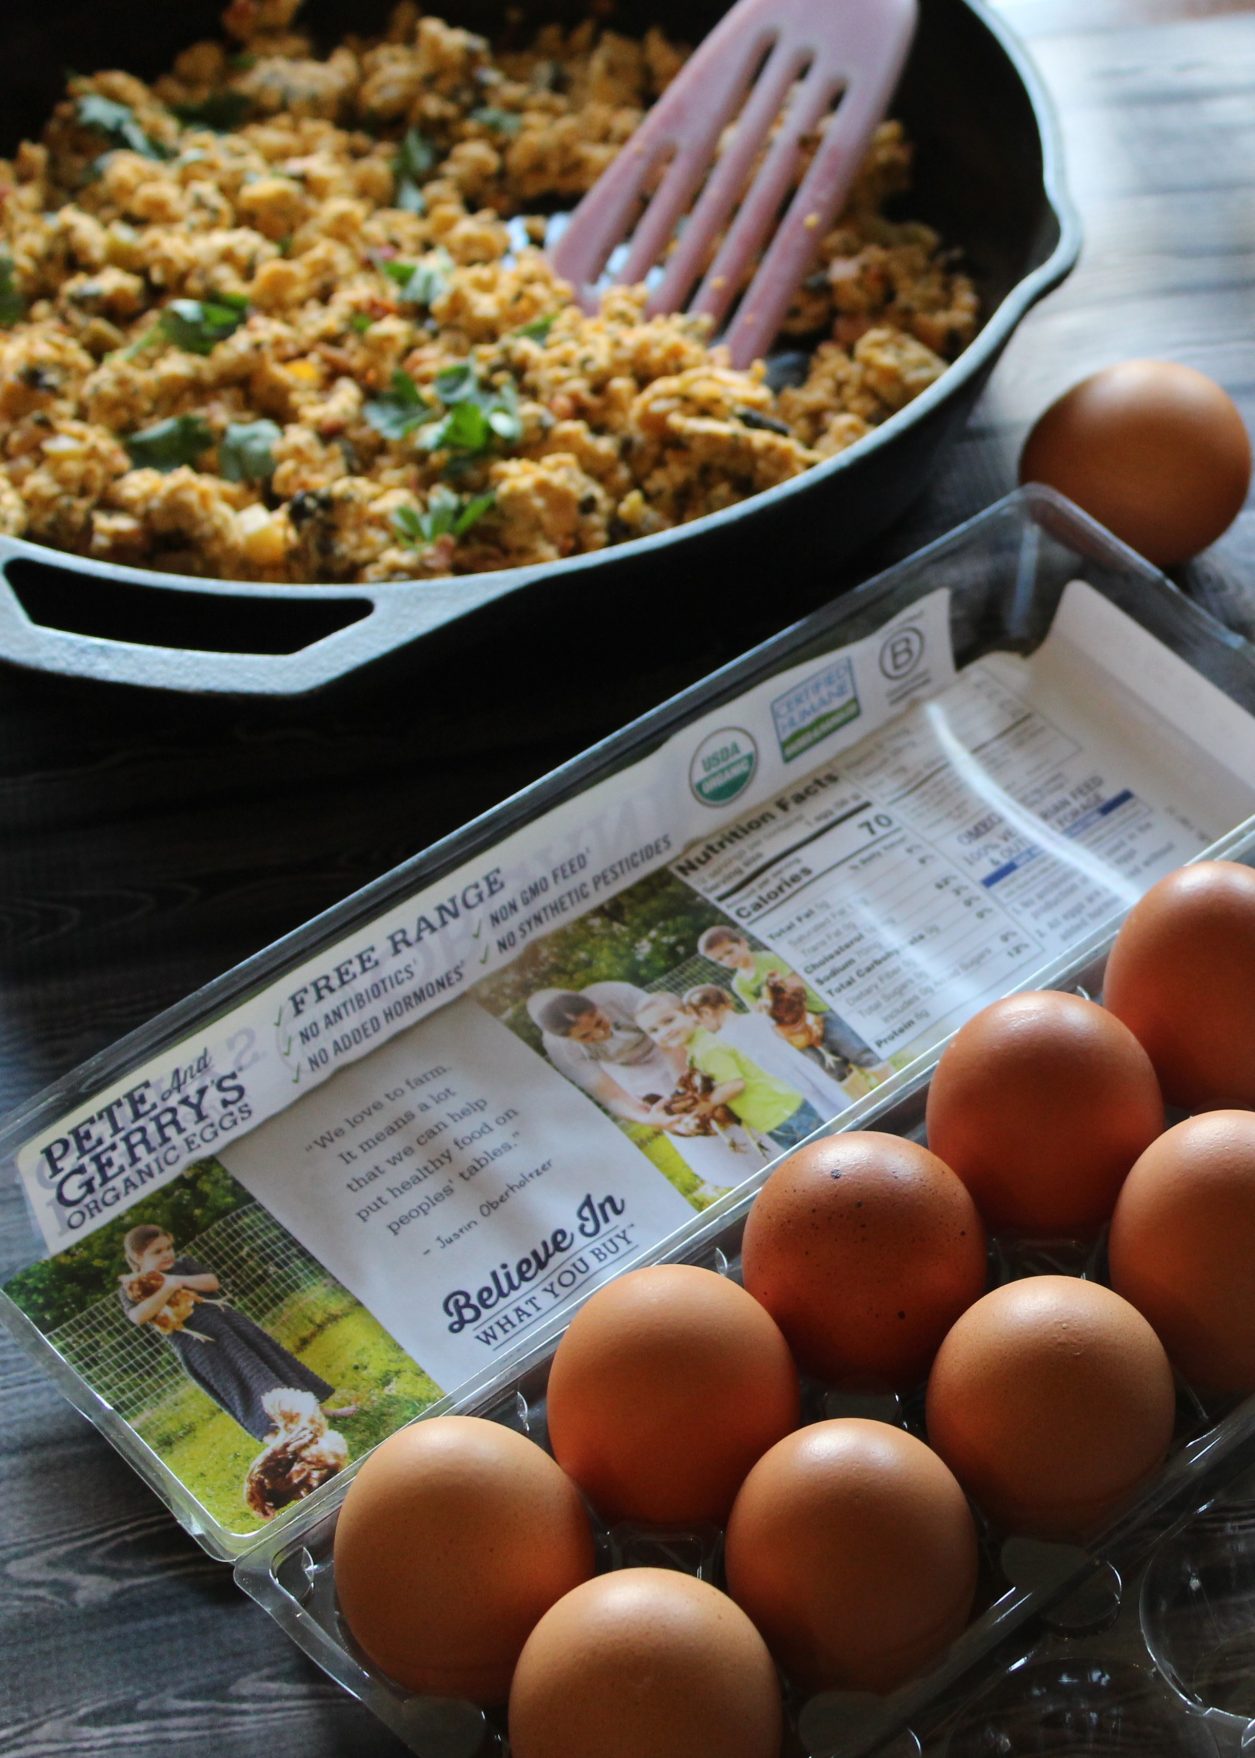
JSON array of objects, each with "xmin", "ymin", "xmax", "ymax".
[
  {"xmin": 8, "ymin": 484, "xmax": 1255, "ymax": 1754},
  {"xmin": 235, "ymin": 841, "xmax": 1255, "ymax": 1758}
]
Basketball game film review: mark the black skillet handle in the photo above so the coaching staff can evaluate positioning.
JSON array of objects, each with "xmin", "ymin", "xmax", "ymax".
[{"xmin": 0, "ymin": 538, "xmax": 524, "ymax": 695}]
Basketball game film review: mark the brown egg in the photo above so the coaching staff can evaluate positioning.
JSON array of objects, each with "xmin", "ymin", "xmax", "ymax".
[
  {"xmin": 925, "ymin": 1276, "xmax": 1176, "ymax": 1539},
  {"xmin": 724, "ymin": 1418, "xmax": 978, "ymax": 1694},
  {"xmin": 925, "ymin": 991, "xmax": 1164, "ymax": 1236},
  {"xmin": 1110, "ymin": 1110, "xmax": 1255, "ymax": 1394},
  {"xmin": 740, "ymin": 1132, "xmax": 987, "ymax": 1389},
  {"xmin": 545, "ymin": 1263, "xmax": 799, "ymax": 1526},
  {"xmin": 333, "ymin": 1415, "xmax": 594, "ymax": 1702},
  {"xmin": 509, "ymin": 1569, "xmax": 782, "ymax": 1758},
  {"xmin": 1103, "ymin": 860, "xmax": 1255, "ymax": 1111},
  {"xmin": 1019, "ymin": 360, "xmax": 1252, "ymax": 567}
]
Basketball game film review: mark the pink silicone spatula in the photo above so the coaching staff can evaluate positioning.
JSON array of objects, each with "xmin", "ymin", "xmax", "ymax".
[{"xmin": 551, "ymin": 0, "xmax": 919, "ymax": 370}]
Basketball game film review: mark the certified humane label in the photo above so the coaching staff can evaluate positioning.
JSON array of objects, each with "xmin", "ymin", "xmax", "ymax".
[{"xmin": 772, "ymin": 654, "xmax": 860, "ymax": 761}]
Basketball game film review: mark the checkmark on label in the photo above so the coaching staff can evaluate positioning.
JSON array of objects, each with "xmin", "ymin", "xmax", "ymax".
[
  {"xmin": 479, "ymin": 944, "xmax": 490, "ymax": 965},
  {"xmin": 472, "ymin": 919, "xmax": 484, "ymax": 940}
]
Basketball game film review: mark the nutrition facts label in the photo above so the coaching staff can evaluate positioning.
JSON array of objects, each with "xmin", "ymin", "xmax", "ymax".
[{"xmin": 675, "ymin": 634, "xmax": 1255, "ymax": 1063}]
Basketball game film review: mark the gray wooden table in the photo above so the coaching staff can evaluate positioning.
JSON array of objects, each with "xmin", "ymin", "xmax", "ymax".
[{"xmin": 3, "ymin": 1, "xmax": 1254, "ymax": 1751}]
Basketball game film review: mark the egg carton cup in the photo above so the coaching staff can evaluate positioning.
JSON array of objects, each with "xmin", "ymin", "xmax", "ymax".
[{"xmin": 236, "ymin": 811, "xmax": 1255, "ymax": 1758}]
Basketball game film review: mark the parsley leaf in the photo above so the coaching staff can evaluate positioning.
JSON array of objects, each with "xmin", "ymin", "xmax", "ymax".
[
  {"xmin": 394, "ymin": 127, "xmax": 436, "ymax": 213},
  {"xmin": 365, "ymin": 359, "xmax": 522, "ymax": 459},
  {"xmin": 173, "ymin": 90, "xmax": 253, "ymax": 131},
  {"xmin": 381, "ymin": 249, "xmax": 451, "ymax": 310},
  {"xmin": 349, "ymin": 312, "xmax": 375, "ymax": 333},
  {"xmin": 470, "ymin": 106, "xmax": 522, "ymax": 136},
  {"xmin": 516, "ymin": 313, "xmax": 556, "ymax": 342},
  {"xmin": 220, "ymin": 418, "xmax": 282, "ymax": 483},
  {"xmin": 120, "ymin": 324, "xmax": 163, "ymax": 360},
  {"xmin": 433, "ymin": 361, "xmax": 478, "ymax": 404},
  {"xmin": 420, "ymin": 399, "xmax": 491, "ymax": 454},
  {"xmin": 124, "ymin": 413, "xmax": 213, "ymax": 472},
  {"xmin": 453, "ymin": 492, "xmax": 499, "ymax": 530},
  {"xmin": 485, "ymin": 378, "xmax": 522, "ymax": 442},
  {"xmin": 452, "ymin": 491, "xmax": 496, "ymax": 535},
  {"xmin": 76, "ymin": 93, "xmax": 171, "ymax": 161},
  {"xmin": 0, "ymin": 256, "xmax": 26, "ymax": 328},
  {"xmin": 404, "ymin": 257, "xmax": 451, "ymax": 308},
  {"xmin": 392, "ymin": 504, "xmax": 427, "ymax": 544},
  {"xmin": 158, "ymin": 293, "xmax": 249, "ymax": 355},
  {"xmin": 393, "ymin": 485, "xmax": 495, "ymax": 548},
  {"xmin": 364, "ymin": 369, "xmax": 431, "ymax": 441},
  {"xmin": 420, "ymin": 363, "xmax": 523, "ymax": 458}
]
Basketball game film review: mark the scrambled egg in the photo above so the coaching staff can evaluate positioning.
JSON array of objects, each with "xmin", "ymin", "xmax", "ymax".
[{"xmin": 0, "ymin": 1, "xmax": 979, "ymax": 583}]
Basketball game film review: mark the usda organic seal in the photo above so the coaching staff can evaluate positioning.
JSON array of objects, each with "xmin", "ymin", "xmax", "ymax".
[{"xmin": 690, "ymin": 727, "xmax": 758, "ymax": 807}]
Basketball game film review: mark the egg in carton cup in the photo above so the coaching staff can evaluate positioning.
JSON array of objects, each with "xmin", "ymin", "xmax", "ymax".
[{"xmin": 6, "ymin": 486, "xmax": 1255, "ymax": 1753}]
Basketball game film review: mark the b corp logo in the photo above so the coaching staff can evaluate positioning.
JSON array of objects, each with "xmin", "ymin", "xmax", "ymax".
[{"xmin": 879, "ymin": 626, "xmax": 925, "ymax": 681}]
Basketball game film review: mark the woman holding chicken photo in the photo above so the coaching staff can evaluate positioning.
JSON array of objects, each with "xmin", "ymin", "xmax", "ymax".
[{"xmin": 120, "ymin": 1223, "xmax": 356, "ymax": 1443}]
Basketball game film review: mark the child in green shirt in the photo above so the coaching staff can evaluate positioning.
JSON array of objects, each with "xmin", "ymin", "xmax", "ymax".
[
  {"xmin": 696, "ymin": 925, "xmax": 879, "ymax": 1077},
  {"xmin": 635, "ymin": 993, "xmax": 824, "ymax": 1152}
]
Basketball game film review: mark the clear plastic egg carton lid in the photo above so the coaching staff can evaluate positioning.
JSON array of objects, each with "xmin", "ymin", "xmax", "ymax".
[{"xmin": 7, "ymin": 486, "xmax": 1255, "ymax": 1750}]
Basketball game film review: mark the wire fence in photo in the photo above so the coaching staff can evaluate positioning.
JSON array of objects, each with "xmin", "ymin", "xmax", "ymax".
[
  {"xmin": 643, "ymin": 952, "xmax": 748, "ymax": 1003},
  {"xmin": 47, "ymin": 1201, "xmax": 342, "ymax": 1422}
]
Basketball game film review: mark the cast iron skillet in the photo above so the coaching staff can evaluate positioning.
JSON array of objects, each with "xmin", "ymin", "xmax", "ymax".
[{"xmin": 0, "ymin": 0, "xmax": 1079, "ymax": 694}]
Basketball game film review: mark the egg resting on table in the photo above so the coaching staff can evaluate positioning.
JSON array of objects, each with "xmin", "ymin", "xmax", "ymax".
[
  {"xmin": 740, "ymin": 1132, "xmax": 987, "ymax": 1389},
  {"xmin": 545, "ymin": 1262, "xmax": 799, "ymax": 1527},
  {"xmin": 724, "ymin": 1417, "xmax": 979, "ymax": 1694},
  {"xmin": 925, "ymin": 990, "xmax": 1164, "ymax": 1235},
  {"xmin": 332, "ymin": 1415, "xmax": 594, "ymax": 1702},
  {"xmin": 1019, "ymin": 360, "xmax": 1252, "ymax": 567},
  {"xmin": 508, "ymin": 1568, "xmax": 783, "ymax": 1758},
  {"xmin": 925, "ymin": 1276, "xmax": 1176, "ymax": 1539},
  {"xmin": 1110, "ymin": 1110, "xmax": 1255, "ymax": 1395},
  {"xmin": 1102, "ymin": 859, "xmax": 1255, "ymax": 1111}
]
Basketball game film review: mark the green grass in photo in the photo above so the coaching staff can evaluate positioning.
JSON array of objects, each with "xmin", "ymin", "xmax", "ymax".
[
  {"xmin": 134, "ymin": 1282, "xmax": 442, "ymax": 1535},
  {"xmin": 623, "ymin": 1121, "xmax": 726, "ymax": 1211}
]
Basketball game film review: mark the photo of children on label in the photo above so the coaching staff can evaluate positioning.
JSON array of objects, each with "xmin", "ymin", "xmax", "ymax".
[
  {"xmin": 526, "ymin": 979, "xmax": 768, "ymax": 1200},
  {"xmin": 474, "ymin": 867, "xmax": 889, "ymax": 1209},
  {"xmin": 682, "ymin": 984, "xmax": 849, "ymax": 1122},
  {"xmin": 635, "ymin": 994, "xmax": 825, "ymax": 1153},
  {"xmin": 696, "ymin": 924, "xmax": 887, "ymax": 1093},
  {"xmin": 6, "ymin": 1157, "xmax": 442, "ymax": 1536}
]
